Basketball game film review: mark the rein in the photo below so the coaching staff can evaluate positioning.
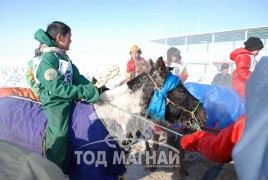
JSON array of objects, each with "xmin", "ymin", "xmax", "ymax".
[
  {"xmin": 100, "ymin": 100, "xmax": 185, "ymax": 137},
  {"xmin": 147, "ymin": 74, "xmax": 201, "ymax": 131}
]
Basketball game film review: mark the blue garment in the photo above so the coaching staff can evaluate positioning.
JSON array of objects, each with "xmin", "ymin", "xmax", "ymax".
[
  {"xmin": 184, "ymin": 83, "xmax": 245, "ymax": 129},
  {"xmin": 146, "ymin": 73, "xmax": 180, "ymax": 122},
  {"xmin": 232, "ymin": 56, "xmax": 268, "ymax": 180}
]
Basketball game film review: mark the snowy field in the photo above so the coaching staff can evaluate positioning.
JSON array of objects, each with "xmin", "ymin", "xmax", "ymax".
[
  {"xmin": 0, "ymin": 66, "xmax": 28, "ymax": 88},
  {"xmin": 0, "ymin": 64, "xmax": 216, "ymax": 89},
  {"xmin": 0, "ymin": 65, "xmax": 126, "ymax": 89}
]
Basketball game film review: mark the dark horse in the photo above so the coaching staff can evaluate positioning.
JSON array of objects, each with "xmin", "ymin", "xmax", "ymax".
[
  {"xmin": 0, "ymin": 57, "xmax": 207, "ymax": 179},
  {"xmin": 118, "ymin": 57, "xmax": 245, "ymax": 179},
  {"xmin": 100, "ymin": 57, "xmax": 208, "ymax": 179}
]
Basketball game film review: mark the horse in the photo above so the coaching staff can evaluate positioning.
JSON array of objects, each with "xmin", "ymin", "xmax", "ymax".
[
  {"xmin": 100, "ymin": 57, "xmax": 211, "ymax": 179},
  {"xmin": 0, "ymin": 57, "xmax": 208, "ymax": 180},
  {"xmin": 119, "ymin": 58, "xmax": 245, "ymax": 179},
  {"xmin": 144, "ymin": 74, "xmax": 245, "ymax": 179}
]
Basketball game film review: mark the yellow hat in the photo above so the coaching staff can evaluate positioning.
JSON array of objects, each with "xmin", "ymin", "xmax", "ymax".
[{"xmin": 129, "ymin": 45, "xmax": 142, "ymax": 54}]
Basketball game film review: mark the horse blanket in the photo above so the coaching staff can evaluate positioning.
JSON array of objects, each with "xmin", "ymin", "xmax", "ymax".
[{"xmin": 0, "ymin": 96, "xmax": 126, "ymax": 180}]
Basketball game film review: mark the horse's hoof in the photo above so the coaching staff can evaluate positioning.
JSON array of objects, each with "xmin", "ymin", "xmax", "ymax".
[
  {"xmin": 146, "ymin": 165, "xmax": 157, "ymax": 171},
  {"xmin": 183, "ymin": 170, "xmax": 189, "ymax": 176}
]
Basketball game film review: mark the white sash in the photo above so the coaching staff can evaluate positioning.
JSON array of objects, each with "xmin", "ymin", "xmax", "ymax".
[
  {"xmin": 234, "ymin": 54, "xmax": 256, "ymax": 72},
  {"xmin": 33, "ymin": 53, "xmax": 73, "ymax": 84},
  {"xmin": 55, "ymin": 53, "xmax": 73, "ymax": 84}
]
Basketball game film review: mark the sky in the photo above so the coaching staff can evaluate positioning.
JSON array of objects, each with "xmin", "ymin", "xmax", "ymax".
[{"xmin": 0, "ymin": 0, "xmax": 268, "ymax": 74}]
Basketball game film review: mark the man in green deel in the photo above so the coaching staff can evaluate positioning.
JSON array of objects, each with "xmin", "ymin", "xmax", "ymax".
[{"xmin": 33, "ymin": 21, "xmax": 99, "ymax": 169}]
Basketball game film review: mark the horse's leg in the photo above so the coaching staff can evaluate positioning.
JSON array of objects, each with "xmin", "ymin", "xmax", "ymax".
[
  {"xmin": 152, "ymin": 132, "xmax": 160, "ymax": 152},
  {"xmin": 166, "ymin": 132, "xmax": 181, "ymax": 179},
  {"xmin": 142, "ymin": 129, "xmax": 152, "ymax": 165},
  {"xmin": 165, "ymin": 128, "xmax": 189, "ymax": 180},
  {"xmin": 145, "ymin": 140, "xmax": 150, "ymax": 152},
  {"xmin": 177, "ymin": 135, "xmax": 189, "ymax": 178},
  {"xmin": 146, "ymin": 131, "xmax": 160, "ymax": 171}
]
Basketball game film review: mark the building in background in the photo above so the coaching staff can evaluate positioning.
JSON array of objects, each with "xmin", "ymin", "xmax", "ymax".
[{"xmin": 150, "ymin": 26, "xmax": 268, "ymax": 83}]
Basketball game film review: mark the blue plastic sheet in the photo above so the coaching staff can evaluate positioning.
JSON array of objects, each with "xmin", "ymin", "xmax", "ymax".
[{"xmin": 184, "ymin": 83, "xmax": 245, "ymax": 129}]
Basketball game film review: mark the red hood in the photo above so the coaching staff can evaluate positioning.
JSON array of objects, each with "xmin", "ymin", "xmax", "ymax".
[{"xmin": 230, "ymin": 48, "xmax": 252, "ymax": 61}]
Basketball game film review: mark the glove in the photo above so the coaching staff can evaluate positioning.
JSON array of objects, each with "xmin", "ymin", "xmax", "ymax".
[
  {"xmin": 180, "ymin": 130, "xmax": 209, "ymax": 151},
  {"xmin": 180, "ymin": 114, "xmax": 245, "ymax": 163}
]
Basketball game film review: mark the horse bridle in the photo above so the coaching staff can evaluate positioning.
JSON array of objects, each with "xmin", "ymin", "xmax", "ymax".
[{"xmin": 147, "ymin": 74, "xmax": 202, "ymax": 131}]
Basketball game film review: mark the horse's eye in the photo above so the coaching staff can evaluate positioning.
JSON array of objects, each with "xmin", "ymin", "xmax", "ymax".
[{"xmin": 178, "ymin": 87, "xmax": 184, "ymax": 92}]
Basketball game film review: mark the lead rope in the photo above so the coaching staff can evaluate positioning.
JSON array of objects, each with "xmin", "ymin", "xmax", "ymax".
[
  {"xmin": 41, "ymin": 124, "xmax": 48, "ymax": 158},
  {"xmin": 100, "ymin": 100, "xmax": 184, "ymax": 137}
]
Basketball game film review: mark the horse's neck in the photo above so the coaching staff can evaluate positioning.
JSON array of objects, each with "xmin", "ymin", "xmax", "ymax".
[
  {"xmin": 94, "ymin": 101, "xmax": 150, "ymax": 143},
  {"xmin": 94, "ymin": 102, "xmax": 128, "ymax": 140}
]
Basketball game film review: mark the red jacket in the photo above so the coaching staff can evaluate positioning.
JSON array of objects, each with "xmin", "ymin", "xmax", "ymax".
[
  {"xmin": 230, "ymin": 48, "xmax": 255, "ymax": 99},
  {"xmin": 125, "ymin": 58, "xmax": 148, "ymax": 80},
  {"xmin": 180, "ymin": 114, "xmax": 245, "ymax": 163}
]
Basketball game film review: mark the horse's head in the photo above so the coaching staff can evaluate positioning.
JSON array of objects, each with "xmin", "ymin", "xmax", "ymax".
[
  {"xmin": 129, "ymin": 57, "xmax": 207, "ymax": 129},
  {"xmin": 100, "ymin": 57, "xmax": 207, "ymax": 129}
]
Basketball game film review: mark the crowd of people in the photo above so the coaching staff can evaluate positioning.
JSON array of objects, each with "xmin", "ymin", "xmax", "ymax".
[
  {"xmin": 125, "ymin": 37, "xmax": 266, "ymax": 179},
  {"xmin": 0, "ymin": 20, "xmax": 266, "ymax": 179},
  {"xmin": 180, "ymin": 38, "xmax": 266, "ymax": 180}
]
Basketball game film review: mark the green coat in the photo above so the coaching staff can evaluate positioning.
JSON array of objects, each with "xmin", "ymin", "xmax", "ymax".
[
  {"xmin": 33, "ymin": 29, "xmax": 99, "ymax": 167},
  {"xmin": 34, "ymin": 29, "xmax": 99, "ymax": 104}
]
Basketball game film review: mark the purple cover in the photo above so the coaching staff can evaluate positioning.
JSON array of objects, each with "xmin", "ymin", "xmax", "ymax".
[{"xmin": 0, "ymin": 96, "xmax": 126, "ymax": 180}]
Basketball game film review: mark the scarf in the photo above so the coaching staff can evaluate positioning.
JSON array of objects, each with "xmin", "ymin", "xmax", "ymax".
[
  {"xmin": 40, "ymin": 44, "xmax": 66, "ymax": 56},
  {"xmin": 146, "ymin": 73, "xmax": 180, "ymax": 122}
]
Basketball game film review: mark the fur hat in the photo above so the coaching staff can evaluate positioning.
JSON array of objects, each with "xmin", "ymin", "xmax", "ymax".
[
  {"xmin": 244, "ymin": 37, "xmax": 264, "ymax": 51},
  {"xmin": 130, "ymin": 45, "xmax": 142, "ymax": 54},
  {"xmin": 220, "ymin": 63, "xmax": 229, "ymax": 71},
  {"xmin": 167, "ymin": 47, "xmax": 181, "ymax": 65}
]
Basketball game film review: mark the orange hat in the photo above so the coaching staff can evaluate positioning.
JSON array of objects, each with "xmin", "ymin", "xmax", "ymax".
[{"xmin": 129, "ymin": 45, "xmax": 142, "ymax": 54}]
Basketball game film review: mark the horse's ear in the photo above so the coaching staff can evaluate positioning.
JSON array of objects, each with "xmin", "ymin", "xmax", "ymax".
[
  {"xmin": 154, "ymin": 57, "xmax": 168, "ymax": 74},
  {"xmin": 167, "ymin": 66, "xmax": 174, "ymax": 72},
  {"xmin": 177, "ymin": 81, "xmax": 186, "ymax": 92},
  {"xmin": 92, "ymin": 77, "xmax": 97, "ymax": 84},
  {"xmin": 147, "ymin": 58, "xmax": 154, "ymax": 68}
]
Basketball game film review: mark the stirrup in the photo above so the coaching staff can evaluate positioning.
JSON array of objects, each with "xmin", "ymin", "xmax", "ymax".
[{"xmin": 41, "ymin": 124, "xmax": 48, "ymax": 158}]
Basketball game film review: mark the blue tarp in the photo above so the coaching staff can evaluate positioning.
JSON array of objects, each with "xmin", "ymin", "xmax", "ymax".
[
  {"xmin": 0, "ymin": 96, "xmax": 126, "ymax": 180},
  {"xmin": 184, "ymin": 83, "xmax": 245, "ymax": 129}
]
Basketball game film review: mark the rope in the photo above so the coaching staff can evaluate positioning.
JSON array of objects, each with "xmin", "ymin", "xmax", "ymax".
[
  {"xmin": 194, "ymin": 123, "xmax": 201, "ymax": 131},
  {"xmin": 193, "ymin": 102, "xmax": 200, "ymax": 113},
  {"xmin": 166, "ymin": 99, "xmax": 196, "ymax": 118},
  {"xmin": 147, "ymin": 74, "xmax": 199, "ymax": 119},
  {"xmin": 41, "ymin": 124, "xmax": 48, "ymax": 158},
  {"xmin": 100, "ymin": 100, "xmax": 184, "ymax": 137},
  {"xmin": 147, "ymin": 74, "xmax": 205, "ymax": 131}
]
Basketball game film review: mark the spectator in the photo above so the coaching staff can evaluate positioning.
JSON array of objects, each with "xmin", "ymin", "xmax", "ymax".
[
  {"xmin": 230, "ymin": 37, "xmax": 264, "ymax": 99},
  {"xmin": 25, "ymin": 44, "xmax": 43, "ymax": 97},
  {"xmin": 211, "ymin": 63, "xmax": 232, "ymax": 88},
  {"xmin": 32, "ymin": 21, "xmax": 99, "ymax": 169},
  {"xmin": 125, "ymin": 44, "xmax": 149, "ymax": 81},
  {"xmin": 166, "ymin": 47, "xmax": 188, "ymax": 82},
  {"xmin": 180, "ymin": 56, "xmax": 268, "ymax": 180}
]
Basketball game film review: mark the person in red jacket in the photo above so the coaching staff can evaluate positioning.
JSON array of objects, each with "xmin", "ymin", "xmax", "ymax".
[
  {"xmin": 125, "ymin": 45, "xmax": 149, "ymax": 81},
  {"xmin": 230, "ymin": 37, "xmax": 263, "ymax": 99},
  {"xmin": 180, "ymin": 56, "xmax": 268, "ymax": 180},
  {"xmin": 180, "ymin": 114, "xmax": 245, "ymax": 163}
]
